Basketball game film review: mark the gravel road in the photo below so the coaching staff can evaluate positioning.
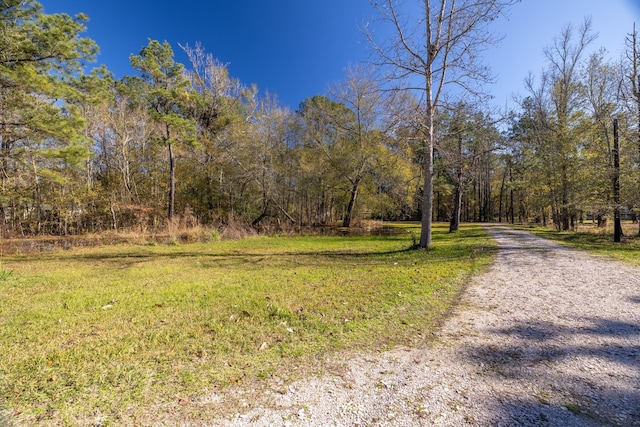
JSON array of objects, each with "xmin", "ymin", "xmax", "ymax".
[{"xmin": 207, "ymin": 226, "xmax": 640, "ymax": 426}]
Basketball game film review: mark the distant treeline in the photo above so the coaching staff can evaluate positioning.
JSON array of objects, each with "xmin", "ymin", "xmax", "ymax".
[{"xmin": 1, "ymin": 1, "xmax": 639, "ymax": 236}]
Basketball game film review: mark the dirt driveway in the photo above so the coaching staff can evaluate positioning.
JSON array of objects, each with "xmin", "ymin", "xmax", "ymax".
[{"xmin": 208, "ymin": 226, "xmax": 640, "ymax": 426}]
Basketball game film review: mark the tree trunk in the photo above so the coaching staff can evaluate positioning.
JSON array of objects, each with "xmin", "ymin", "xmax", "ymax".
[
  {"xmin": 637, "ymin": 74, "xmax": 640, "ymax": 237},
  {"xmin": 419, "ymin": 98, "xmax": 435, "ymax": 248},
  {"xmin": 252, "ymin": 203, "xmax": 269, "ymax": 227},
  {"xmin": 1, "ymin": 136, "xmax": 10, "ymax": 233},
  {"xmin": 168, "ymin": 142, "xmax": 176, "ymax": 220},
  {"xmin": 484, "ymin": 154, "xmax": 492, "ymax": 222},
  {"xmin": 343, "ymin": 177, "xmax": 361, "ymax": 228},
  {"xmin": 449, "ymin": 181, "xmax": 463, "ymax": 232},
  {"xmin": 561, "ymin": 163, "xmax": 570, "ymax": 231},
  {"xmin": 450, "ymin": 133, "xmax": 463, "ymax": 232},
  {"xmin": 498, "ymin": 163, "xmax": 508, "ymax": 223},
  {"xmin": 613, "ymin": 118, "xmax": 623, "ymax": 242},
  {"xmin": 509, "ymin": 188, "xmax": 515, "ymax": 224}
]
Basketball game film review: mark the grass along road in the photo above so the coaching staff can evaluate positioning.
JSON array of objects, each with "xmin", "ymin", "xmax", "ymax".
[
  {"xmin": 516, "ymin": 222, "xmax": 640, "ymax": 265},
  {"xmin": 0, "ymin": 223, "xmax": 495, "ymax": 426}
]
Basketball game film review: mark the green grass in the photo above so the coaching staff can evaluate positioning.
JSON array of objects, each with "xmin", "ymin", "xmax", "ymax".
[
  {"xmin": 562, "ymin": 403, "xmax": 582, "ymax": 415},
  {"xmin": 0, "ymin": 223, "xmax": 495, "ymax": 425},
  {"xmin": 517, "ymin": 222, "xmax": 640, "ymax": 265}
]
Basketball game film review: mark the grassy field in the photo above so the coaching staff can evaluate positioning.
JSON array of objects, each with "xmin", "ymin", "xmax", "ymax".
[
  {"xmin": 517, "ymin": 222, "xmax": 640, "ymax": 265},
  {"xmin": 0, "ymin": 223, "xmax": 495, "ymax": 426}
]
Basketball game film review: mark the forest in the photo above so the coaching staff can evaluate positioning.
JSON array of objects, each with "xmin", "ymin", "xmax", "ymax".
[{"xmin": 2, "ymin": 0, "xmax": 640, "ymax": 239}]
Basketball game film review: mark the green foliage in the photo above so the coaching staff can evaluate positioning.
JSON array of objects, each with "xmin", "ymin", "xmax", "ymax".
[
  {"xmin": 0, "ymin": 0, "xmax": 97, "ymax": 135},
  {"xmin": 130, "ymin": 39, "xmax": 197, "ymax": 148},
  {"xmin": 296, "ymin": 67, "xmax": 420, "ymax": 227},
  {"xmin": 129, "ymin": 39, "xmax": 199, "ymax": 220},
  {"xmin": 0, "ymin": 0, "xmax": 98, "ymax": 235}
]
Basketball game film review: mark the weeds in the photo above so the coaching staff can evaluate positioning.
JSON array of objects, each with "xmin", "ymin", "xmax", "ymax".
[{"xmin": 0, "ymin": 269, "xmax": 11, "ymax": 282}]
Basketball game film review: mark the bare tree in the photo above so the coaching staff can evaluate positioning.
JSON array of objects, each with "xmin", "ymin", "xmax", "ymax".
[
  {"xmin": 367, "ymin": 0, "xmax": 518, "ymax": 248},
  {"xmin": 328, "ymin": 65, "xmax": 396, "ymax": 227}
]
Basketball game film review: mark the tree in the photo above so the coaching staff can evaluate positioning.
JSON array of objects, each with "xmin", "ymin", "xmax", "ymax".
[
  {"xmin": 326, "ymin": 66, "xmax": 395, "ymax": 227},
  {"xmin": 180, "ymin": 43, "xmax": 260, "ymax": 225},
  {"xmin": 298, "ymin": 67, "xmax": 397, "ymax": 228},
  {"xmin": 437, "ymin": 105, "xmax": 468, "ymax": 231},
  {"xmin": 613, "ymin": 118, "xmax": 622, "ymax": 242},
  {"xmin": 367, "ymin": 0, "xmax": 518, "ymax": 248},
  {"xmin": 623, "ymin": 23, "xmax": 640, "ymax": 236},
  {"xmin": 79, "ymin": 72, "xmax": 163, "ymax": 232},
  {"xmin": 438, "ymin": 104, "xmax": 501, "ymax": 231},
  {"xmin": 523, "ymin": 19, "xmax": 596, "ymax": 230},
  {"xmin": 0, "ymin": 0, "xmax": 97, "ymax": 234},
  {"xmin": 245, "ymin": 96, "xmax": 298, "ymax": 228},
  {"xmin": 583, "ymin": 51, "xmax": 623, "ymax": 236},
  {"xmin": 298, "ymin": 95, "xmax": 356, "ymax": 225},
  {"xmin": 507, "ymin": 96, "xmax": 552, "ymax": 225},
  {"xmin": 130, "ymin": 40, "xmax": 197, "ymax": 221}
]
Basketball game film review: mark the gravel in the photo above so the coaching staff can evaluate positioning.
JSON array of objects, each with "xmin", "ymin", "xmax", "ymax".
[{"xmin": 199, "ymin": 226, "xmax": 640, "ymax": 426}]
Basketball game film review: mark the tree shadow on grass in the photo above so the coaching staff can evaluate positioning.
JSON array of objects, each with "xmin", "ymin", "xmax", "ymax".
[
  {"xmin": 4, "ymin": 238, "xmax": 494, "ymax": 272},
  {"xmin": 464, "ymin": 318, "xmax": 640, "ymax": 426},
  {"xmin": 1, "ymin": 239, "xmax": 422, "ymax": 268}
]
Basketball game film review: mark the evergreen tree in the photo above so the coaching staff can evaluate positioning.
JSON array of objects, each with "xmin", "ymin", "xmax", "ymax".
[
  {"xmin": 0, "ymin": 0, "xmax": 97, "ymax": 234},
  {"xmin": 130, "ymin": 40, "xmax": 197, "ymax": 221}
]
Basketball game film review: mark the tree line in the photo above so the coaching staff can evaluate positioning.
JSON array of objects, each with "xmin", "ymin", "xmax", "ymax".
[{"xmin": 1, "ymin": 1, "xmax": 639, "ymax": 240}]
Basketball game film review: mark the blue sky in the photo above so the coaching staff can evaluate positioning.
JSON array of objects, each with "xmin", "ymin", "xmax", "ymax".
[{"xmin": 40, "ymin": 1, "xmax": 640, "ymax": 111}]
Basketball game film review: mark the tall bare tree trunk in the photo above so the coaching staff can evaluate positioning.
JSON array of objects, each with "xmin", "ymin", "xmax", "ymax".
[
  {"xmin": 498, "ymin": 160, "xmax": 509, "ymax": 223},
  {"xmin": 420, "ymin": 99, "xmax": 435, "ymax": 247},
  {"xmin": 613, "ymin": 118, "xmax": 623, "ymax": 242},
  {"xmin": 561, "ymin": 164, "xmax": 570, "ymax": 231},
  {"xmin": 450, "ymin": 182, "xmax": 463, "ymax": 232},
  {"xmin": 637, "ymin": 74, "xmax": 640, "ymax": 237},
  {"xmin": 450, "ymin": 134, "xmax": 463, "ymax": 232},
  {"xmin": 168, "ymin": 141, "xmax": 176, "ymax": 220}
]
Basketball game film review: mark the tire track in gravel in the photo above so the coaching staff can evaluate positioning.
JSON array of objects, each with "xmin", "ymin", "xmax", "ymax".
[{"xmin": 207, "ymin": 226, "xmax": 640, "ymax": 427}]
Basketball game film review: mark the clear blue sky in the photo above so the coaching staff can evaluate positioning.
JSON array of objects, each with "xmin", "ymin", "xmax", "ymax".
[{"xmin": 40, "ymin": 1, "xmax": 640, "ymax": 111}]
